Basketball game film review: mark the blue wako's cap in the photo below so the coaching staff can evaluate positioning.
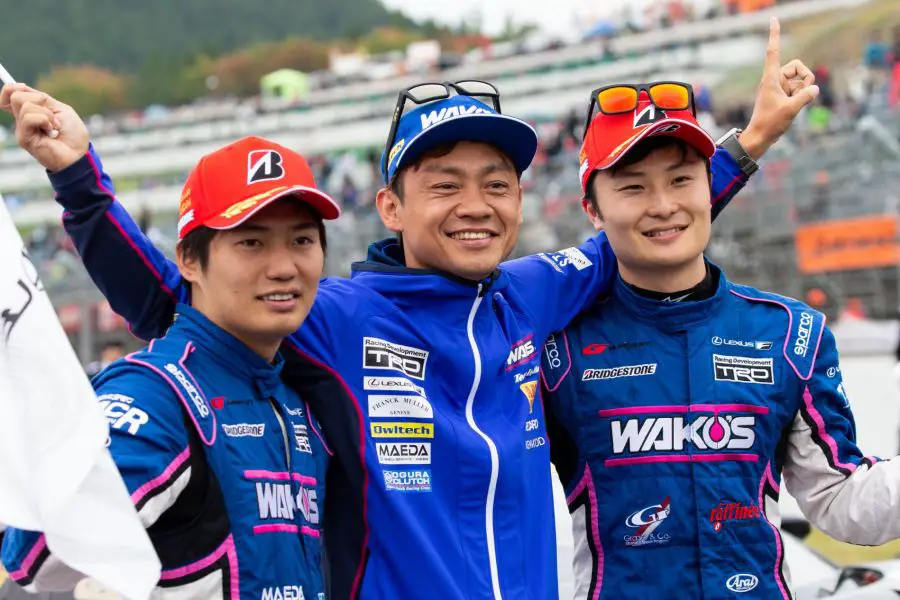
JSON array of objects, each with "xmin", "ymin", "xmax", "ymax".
[{"xmin": 380, "ymin": 95, "xmax": 538, "ymax": 184}]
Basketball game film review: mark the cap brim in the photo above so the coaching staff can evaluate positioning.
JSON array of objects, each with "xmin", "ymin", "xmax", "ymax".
[
  {"xmin": 392, "ymin": 113, "xmax": 538, "ymax": 181},
  {"xmin": 205, "ymin": 185, "xmax": 341, "ymax": 230},
  {"xmin": 596, "ymin": 118, "xmax": 717, "ymax": 171}
]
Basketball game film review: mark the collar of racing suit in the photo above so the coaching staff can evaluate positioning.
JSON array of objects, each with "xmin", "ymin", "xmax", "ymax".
[
  {"xmin": 169, "ymin": 303, "xmax": 286, "ymax": 394},
  {"xmin": 352, "ymin": 236, "xmax": 504, "ymax": 298},
  {"xmin": 611, "ymin": 261, "xmax": 728, "ymax": 332},
  {"xmin": 627, "ymin": 262, "xmax": 718, "ymax": 303}
]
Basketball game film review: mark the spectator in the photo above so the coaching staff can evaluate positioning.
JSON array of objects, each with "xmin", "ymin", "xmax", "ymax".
[
  {"xmin": 85, "ymin": 340, "xmax": 127, "ymax": 378},
  {"xmin": 864, "ymin": 30, "xmax": 891, "ymax": 70}
]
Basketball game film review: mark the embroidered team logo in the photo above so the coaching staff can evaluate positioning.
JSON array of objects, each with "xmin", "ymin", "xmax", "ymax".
[
  {"xmin": 248, "ymin": 149, "xmax": 285, "ymax": 184},
  {"xmin": 520, "ymin": 381, "xmax": 538, "ymax": 413}
]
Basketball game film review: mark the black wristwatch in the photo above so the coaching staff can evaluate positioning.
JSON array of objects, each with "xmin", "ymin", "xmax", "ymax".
[{"xmin": 717, "ymin": 128, "xmax": 759, "ymax": 177}]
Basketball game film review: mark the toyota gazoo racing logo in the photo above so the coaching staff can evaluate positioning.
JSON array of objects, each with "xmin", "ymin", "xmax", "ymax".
[
  {"xmin": 726, "ymin": 573, "xmax": 758, "ymax": 593},
  {"xmin": 623, "ymin": 497, "xmax": 671, "ymax": 547},
  {"xmin": 611, "ymin": 414, "xmax": 755, "ymax": 455},
  {"xmin": 794, "ymin": 312, "xmax": 814, "ymax": 357}
]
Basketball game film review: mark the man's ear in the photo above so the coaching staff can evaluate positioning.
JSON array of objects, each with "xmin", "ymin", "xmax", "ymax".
[
  {"xmin": 581, "ymin": 198, "xmax": 605, "ymax": 232},
  {"xmin": 376, "ymin": 187, "xmax": 403, "ymax": 234},
  {"xmin": 517, "ymin": 182, "xmax": 524, "ymax": 226},
  {"xmin": 176, "ymin": 244, "xmax": 200, "ymax": 284}
]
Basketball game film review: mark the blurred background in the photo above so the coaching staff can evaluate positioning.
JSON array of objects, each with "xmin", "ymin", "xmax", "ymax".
[{"xmin": 2, "ymin": 0, "xmax": 900, "ymax": 596}]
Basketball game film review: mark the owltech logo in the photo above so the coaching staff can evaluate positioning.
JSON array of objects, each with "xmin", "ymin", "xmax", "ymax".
[{"xmin": 371, "ymin": 422, "xmax": 434, "ymax": 438}]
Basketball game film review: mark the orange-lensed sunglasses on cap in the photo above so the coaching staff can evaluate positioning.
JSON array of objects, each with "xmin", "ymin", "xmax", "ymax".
[{"xmin": 582, "ymin": 82, "xmax": 696, "ymax": 138}]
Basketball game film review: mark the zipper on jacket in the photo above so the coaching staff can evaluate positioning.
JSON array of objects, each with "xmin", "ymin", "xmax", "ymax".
[
  {"xmin": 269, "ymin": 397, "xmax": 292, "ymax": 472},
  {"xmin": 464, "ymin": 283, "xmax": 504, "ymax": 600}
]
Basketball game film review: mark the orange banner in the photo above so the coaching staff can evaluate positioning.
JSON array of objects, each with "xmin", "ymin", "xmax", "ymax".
[{"xmin": 795, "ymin": 215, "xmax": 900, "ymax": 274}]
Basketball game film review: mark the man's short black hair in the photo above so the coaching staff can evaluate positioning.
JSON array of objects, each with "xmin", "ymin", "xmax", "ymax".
[
  {"xmin": 389, "ymin": 140, "xmax": 521, "ymax": 202},
  {"xmin": 179, "ymin": 209, "xmax": 328, "ymax": 271},
  {"xmin": 583, "ymin": 137, "xmax": 711, "ymax": 212}
]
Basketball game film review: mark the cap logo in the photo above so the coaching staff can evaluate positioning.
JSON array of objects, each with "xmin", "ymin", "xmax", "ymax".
[
  {"xmin": 177, "ymin": 209, "xmax": 195, "ymax": 237},
  {"xmin": 634, "ymin": 105, "xmax": 668, "ymax": 128},
  {"xmin": 650, "ymin": 124, "xmax": 681, "ymax": 135},
  {"xmin": 248, "ymin": 149, "xmax": 285, "ymax": 184},
  {"xmin": 388, "ymin": 139, "xmax": 405, "ymax": 167},
  {"xmin": 420, "ymin": 104, "xmax": 491, "ymax": 130}
]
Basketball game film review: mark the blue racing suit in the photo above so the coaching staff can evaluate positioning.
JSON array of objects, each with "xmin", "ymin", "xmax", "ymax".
[
  {"xmin": 2, "ymin": 305, "xmax": 328, "ymax": 599},
  {"xmin": 541, "ymin": 264, "xmax": 900, "ymax": 600},
  {"xmin": 36, "ymin": 145, "xmax": 747, "ymax": 599}
]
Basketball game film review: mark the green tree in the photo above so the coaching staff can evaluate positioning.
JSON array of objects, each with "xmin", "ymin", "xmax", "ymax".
[{"xmin": 36, "ymin": 66, "xmax": 128, "ymax": 116}]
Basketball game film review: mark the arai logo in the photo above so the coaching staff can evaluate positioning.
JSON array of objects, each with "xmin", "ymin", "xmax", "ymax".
[{"xmin": 726, "ymin": 573, "xmax": 758, "ymax": 593}]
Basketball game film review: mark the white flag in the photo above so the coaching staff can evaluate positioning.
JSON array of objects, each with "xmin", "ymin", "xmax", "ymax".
[{"xmin": 0, "ymin": 195, "xmax": 160, "ymax": 599}]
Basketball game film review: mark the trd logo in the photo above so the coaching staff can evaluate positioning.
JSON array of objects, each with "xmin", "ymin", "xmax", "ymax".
[
  {"xmin": 611, "ymin": 415, "xmax": 756, "ymax": 454},
  {"xmin": 713, "ymin": 355, "xmax": 774, "ymax": 385},
  {"xmin": 363, "ymin": 337, "xmax": 429, "ymax": 381}
]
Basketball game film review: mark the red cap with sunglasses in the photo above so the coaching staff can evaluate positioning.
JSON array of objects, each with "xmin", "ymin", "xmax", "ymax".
[{"xmin": 579, "ymin": 82, "xmax": 716, "ymax": 193}]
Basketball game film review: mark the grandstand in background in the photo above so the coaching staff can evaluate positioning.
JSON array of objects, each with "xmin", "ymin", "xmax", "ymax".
[{"xmin": 2, "ymin": 0, "xmax": 898, "ymax": 365}]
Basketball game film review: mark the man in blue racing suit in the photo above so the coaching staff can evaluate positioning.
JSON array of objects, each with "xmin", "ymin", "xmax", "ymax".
[
  {"xmin": 541, "ymin": 84, "xmax": 900, "ymax": 598},
  {"xmin": 1, "ymin": 124, "xmax": 338, "ymax": 598},
  {"xmin": 0, "ymin": 47, "xmax": 812, "ymax": 598}
]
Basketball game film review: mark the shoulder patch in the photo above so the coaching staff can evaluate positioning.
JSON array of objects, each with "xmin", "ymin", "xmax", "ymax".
[
  {"xmin": 729, "ymin": 284, "xmax": 826, "ymax": 381},
  {"xmin": 125, "ymin": 340, "xmax": 217, "ymax": 445},
  {"xmin": 541, "ymin": 331, "xmax": 573, "ymax": 392}
]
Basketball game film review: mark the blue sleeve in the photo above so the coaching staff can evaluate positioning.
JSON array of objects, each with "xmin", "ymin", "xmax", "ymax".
[
  {"xmin": 502, "ymin": 233, "xmax": 617, "ymax": 341},
  {"xmin": 52, "ymin": 146, "xmax": 186, "ymax": 341},
  {"xmin": 2, "ymin": 363, "xmax": 190, "ymax": 591},
  {"xmin": 287, "ymin": 277, "xmax": 364, "ymax": 366},
  {"xmin": 709, "ymin": 146, "xmax": 750, "ymax": 220}
]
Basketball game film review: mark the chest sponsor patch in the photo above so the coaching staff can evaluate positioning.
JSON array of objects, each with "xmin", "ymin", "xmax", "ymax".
[
  {"xmin": 583, "ymin": 363, "xmax": 657, "ymax": 381},
  {"xmin": 371, "ymin": 422, "xmax": 434, "ymax": 438},
  {"xmin": 624, "ymin": 497, "xmax": 672, "ymax": 547},
  {"xmin": 363, "ymin": 376, "xmax": 426, "ymax": 397},
  {"xmin": 383, "ymin": 469, "xmax": 432, "ymax": 492},
  {"xmin": 376, "ymin": 442, "xmax": 431, "ymax": 465},
  {"xmin": 368, "ymin": 394, "xmax": 433, "ymax": 419},
  {"xmin": 293, "ymin": 423, "xmax": 312, "ymax": 453},
  {"xmin": 507, "ymin": 334, "xmax": 537, "ymax": 370},
  {"xmin": 221, "ymin": 423, "xmax": 265, "ymax": 438},
  {"xmin": 713, "ymin": 355, "xmax": 774, "ymax": 385},
  {"xmin": 363, "ymin": 337, "xmax": 429, "ymax": 381},
  {"xmin": 538, "ymin": 247, "xmax": 594, "ymax": 273},
  {"xmin": 514, "ymin": 365, "xmax": 539, "ymax": 383}
]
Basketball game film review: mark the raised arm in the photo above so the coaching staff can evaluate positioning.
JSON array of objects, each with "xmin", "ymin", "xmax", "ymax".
[
  {"xmin": 1, "ymin": 84, "xmax": 184, "ymax": 340},
  {"xmin": 783, "ymin": 327, "xmax": 900, "ymax": 545}
]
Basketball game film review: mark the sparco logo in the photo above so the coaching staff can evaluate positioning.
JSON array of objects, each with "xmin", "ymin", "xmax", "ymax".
[
  {"xmin": 611, "ymin": 415, "xmax": 755, "ymax": 454},
  {"xmin": 713, "ymin": 355, "xmax": 774, "ymax": 385},
  {"xmin": 164, "ymin": 364, "xmax": 209, "ymax": 417},
  {"xmin": 726, "ymin": 574, "xmax": 758, "ymax": 593},
  {"xmin": 583, "ymin": 363, "xmax": 656, "ymax": 381},
  {"xmin": 544, "ymin": 335, "xmax": 562, "ymax": 369},
  {"xmin": 794, "ymin": 312, "xmax": 814, "ymax": 357},
  {"xmin": 363, "ymin": 337, "xmax": 429, "ymax": 381}
]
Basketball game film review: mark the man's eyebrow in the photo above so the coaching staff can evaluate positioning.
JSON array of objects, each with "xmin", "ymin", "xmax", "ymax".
[
  {"xmin": 230, "ymin": 222, "xmax": 319, "ymax": 233},
  {"xmin": 422, "ymin": 162, "xmax": 514, "ymax": 177}
]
